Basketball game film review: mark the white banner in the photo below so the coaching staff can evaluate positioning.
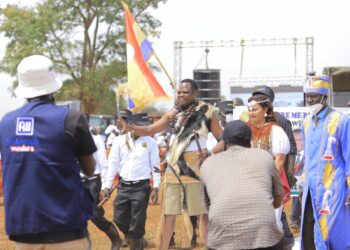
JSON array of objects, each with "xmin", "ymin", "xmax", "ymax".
[{"xmin": 234, "ymin": 106, "xmax": 350, "ymax": 130}]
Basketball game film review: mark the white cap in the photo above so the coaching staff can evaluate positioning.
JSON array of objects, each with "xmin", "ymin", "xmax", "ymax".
[{"xmin": 15, "ymin": 55, "xmax": 62, "ymax": 98}]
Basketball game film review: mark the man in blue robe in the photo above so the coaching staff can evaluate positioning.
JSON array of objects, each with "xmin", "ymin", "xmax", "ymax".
[{"xmin": 301, "ymin": 75, "xmax": 350, "ymax": 250}]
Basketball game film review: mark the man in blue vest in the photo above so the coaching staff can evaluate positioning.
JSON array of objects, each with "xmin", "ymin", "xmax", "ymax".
[{"xmin": 0, "ymin": 55, "xmax": 96, "ymax": 250}]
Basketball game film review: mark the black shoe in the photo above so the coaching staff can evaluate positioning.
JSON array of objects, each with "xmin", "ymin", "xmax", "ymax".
[
  {"xmin": 129, "ymin": 238, "xmax": 144, "ymax": 250},
  {"xmin": 105, "ymin": 225, "xmax": 122, "ymax": 250},
  {"xmin": 190, "ymin": 234, "xmax": 197, "ymax": 248},
  {"xmin": 169, "ymin": 233, "xmax": 175, "ymax": 247},
  {"xmin": 282, "ymin": 236, "xmax": 295, "ymax": 250}
]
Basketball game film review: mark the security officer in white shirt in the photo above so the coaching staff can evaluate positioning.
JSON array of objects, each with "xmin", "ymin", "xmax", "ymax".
[{"xmin": 102, "ymin": 113, "xmax": 160, "ymax": 250}]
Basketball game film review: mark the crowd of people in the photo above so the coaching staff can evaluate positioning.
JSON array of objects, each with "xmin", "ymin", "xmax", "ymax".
[{"xmin": 0, "ymin": 54, "xmax": 349, "ymax": 250}]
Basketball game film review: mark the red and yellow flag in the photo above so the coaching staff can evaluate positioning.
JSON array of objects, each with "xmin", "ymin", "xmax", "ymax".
[{"xmin": 122, "ymin": 2, "xmax": 170, "ymax": 111}]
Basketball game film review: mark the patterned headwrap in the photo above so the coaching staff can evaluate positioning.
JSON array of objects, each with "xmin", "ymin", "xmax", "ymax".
[{"xmin": 304, "ymin": 75, "xmax": 330, "ymax": 96}]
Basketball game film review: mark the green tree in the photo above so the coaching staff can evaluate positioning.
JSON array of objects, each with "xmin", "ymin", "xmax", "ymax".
[{"xmin": 0, "ymin": 0, "xmax": 166, "ymax": 114}]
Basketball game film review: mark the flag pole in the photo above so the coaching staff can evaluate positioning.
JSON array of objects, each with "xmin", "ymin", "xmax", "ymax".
[
  {"xmin": 114, "ymin": 85, "xmax": 120, "ymax": 117},
  {"xmin": 153, "ymin": 53, "xmax": 178, "ymax": 92}
]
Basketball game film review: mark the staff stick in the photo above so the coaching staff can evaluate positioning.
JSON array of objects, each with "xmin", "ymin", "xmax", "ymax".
[
  {"xmin": 153, "ymin": 53, "xmax": 178, "ymax": 92},
  {"xmin": 97, "ymin": 182, "xmax": 118, "ymax": 207},
  {"xmin": 193, "ymin": 130, "xmax": 203, "ymax": 153}
]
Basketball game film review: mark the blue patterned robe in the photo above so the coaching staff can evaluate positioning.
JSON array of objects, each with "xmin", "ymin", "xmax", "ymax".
[{"xmin": 301, "ymin": 107, "xmax": 350, "ymax": 249}]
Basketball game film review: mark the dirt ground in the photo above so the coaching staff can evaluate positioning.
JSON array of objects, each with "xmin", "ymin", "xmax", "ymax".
[
  {"xmin": 0, "ymin": 190, "xmax": 299, "ymax": 250},
  {"xmin": 0, "ymin": 190, "xmax": 203, "ymax": 250}
]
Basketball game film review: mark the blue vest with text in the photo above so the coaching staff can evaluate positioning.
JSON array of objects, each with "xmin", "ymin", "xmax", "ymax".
[{"xmin": 0, "ymin": 100, "xmax": 93, "ymax": 236}]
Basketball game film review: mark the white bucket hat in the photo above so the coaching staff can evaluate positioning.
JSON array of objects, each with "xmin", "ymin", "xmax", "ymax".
[{"xmin": 15, "ymin": 55, "xmax": 62, "ymax": 98}]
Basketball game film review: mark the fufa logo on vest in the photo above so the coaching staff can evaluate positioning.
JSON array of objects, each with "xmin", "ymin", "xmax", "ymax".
[{"xmin": 16, "ymin": 117, "xmax": 34, "ymax": 136}]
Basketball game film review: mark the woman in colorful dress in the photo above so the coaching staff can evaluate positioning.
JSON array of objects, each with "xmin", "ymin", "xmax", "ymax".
[{"xmin": 246, "ymin": 94, "xmax": 291, "ymax": 230}]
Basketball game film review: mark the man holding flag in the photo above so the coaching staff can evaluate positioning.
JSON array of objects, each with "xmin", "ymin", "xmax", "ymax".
[
  {"xmin": 121, "ymin": 3, "xmax": 222, "ymax": 248},
  {"xmin": 119, "ymin": 79, "xmax": 222, "ymax": 249}
]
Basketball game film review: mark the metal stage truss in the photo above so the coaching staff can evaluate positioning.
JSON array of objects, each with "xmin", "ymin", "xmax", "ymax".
[
  {"xmin": 228, "ymin": 75, "xmax": 307, "ymax": 88},
  {"xmin": 173, "ymin": 37, "xmax": 314, "ymax": 87}
]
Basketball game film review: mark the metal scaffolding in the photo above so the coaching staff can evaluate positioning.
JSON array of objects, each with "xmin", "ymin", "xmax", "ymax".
[
  {"xmin": 173, "ymin": 37, "xmax": 314, "ymax": 86},
  {"xmin": 228, "ymin": 75, "xmax": 307, "ymax": 88}
]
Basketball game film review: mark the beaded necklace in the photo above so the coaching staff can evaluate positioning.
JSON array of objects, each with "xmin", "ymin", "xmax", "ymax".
[
  {"xmin": 247, "ymin": 121, "xmax": 277, "ymax": 151},
  {"xmin": 170, "ymin": 101, "xmax": 198, "ymax": 134}
]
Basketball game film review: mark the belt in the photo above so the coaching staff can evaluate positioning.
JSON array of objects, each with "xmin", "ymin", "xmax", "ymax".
[
  {"xmin": 119, "ymin": 178, "xmax": 149, "ymax": 186},
  {"xmin": 82, "ymin": 174, "xmax": 100, "ymax": 182}
]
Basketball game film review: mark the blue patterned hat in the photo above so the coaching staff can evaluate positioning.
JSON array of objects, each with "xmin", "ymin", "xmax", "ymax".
[{"xmin": 304, "ymin": 75, "xmax": 330, "ymax": 96}]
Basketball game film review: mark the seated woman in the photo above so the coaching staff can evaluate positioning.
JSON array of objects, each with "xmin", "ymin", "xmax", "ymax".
[{"xmin": 246, "ymin": 94, "xmax": 291, "ymax": 230}]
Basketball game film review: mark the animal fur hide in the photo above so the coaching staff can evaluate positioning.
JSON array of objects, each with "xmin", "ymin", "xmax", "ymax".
[{"xmin": 166, "ymin": 101, "xmax": 213, "ymax": 177}]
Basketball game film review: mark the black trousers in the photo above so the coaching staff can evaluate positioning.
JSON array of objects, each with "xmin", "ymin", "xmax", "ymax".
[
  {"xmin": 281, "ymin": 209, "xmax": 294, "ymax": 243},
  {"xmin": 82, "ymin": 175, "xmax": 114, "ymax": 232},
  {"xmin": 302, "ymin": 192, "xmax": 316, "ymax": 250},
  {"xmin": 290, "ymin": 196, "xmax": 302, "ymax": 226},
  {"xmin": 113, "ymin": 180, "xmax": 151, "ymax": 239}
]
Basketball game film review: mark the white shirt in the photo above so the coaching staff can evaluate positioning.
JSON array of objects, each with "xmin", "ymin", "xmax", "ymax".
[
  {"xmin": 102, "ymin": 133, "xmax": 160, "ymax": 190},
  {"xmin": 80, "ymin": 134, "xmax": 108, "ymax": 181},
  {"xmin": 106, "ymin": 132, "xmax": 117, "ymax": 148},
  {"xmin": 185, "ymin": 136, "xmax": 207, "ymax": 152},
  {"xmin": 104, "ymin": 125, "xmax": 118, "ymax": 135},
  {"xmin": 270, "ymin": 125, "xmax": 290, "ymax": 156},
  {"xmin": 92, "ymin": 134, "xmax": 108, "ymax": 177},
  {"xmin": 168, "ymin": 133, "xmax": 209, "ymax": 152},
  {"xmin": 105, "ymin": 125, "xmax": 120, "ymax": 148},
  {"xmin": 206, "ymin": 132, "xmax": 218, "ymax": 150},
  {"xmin": 154, "ymin": 132, "xmax": 167, "ymax": 147},
  {"xmin": 296, "ymin": 150, "xmax": 304, "ymax": 162}
]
